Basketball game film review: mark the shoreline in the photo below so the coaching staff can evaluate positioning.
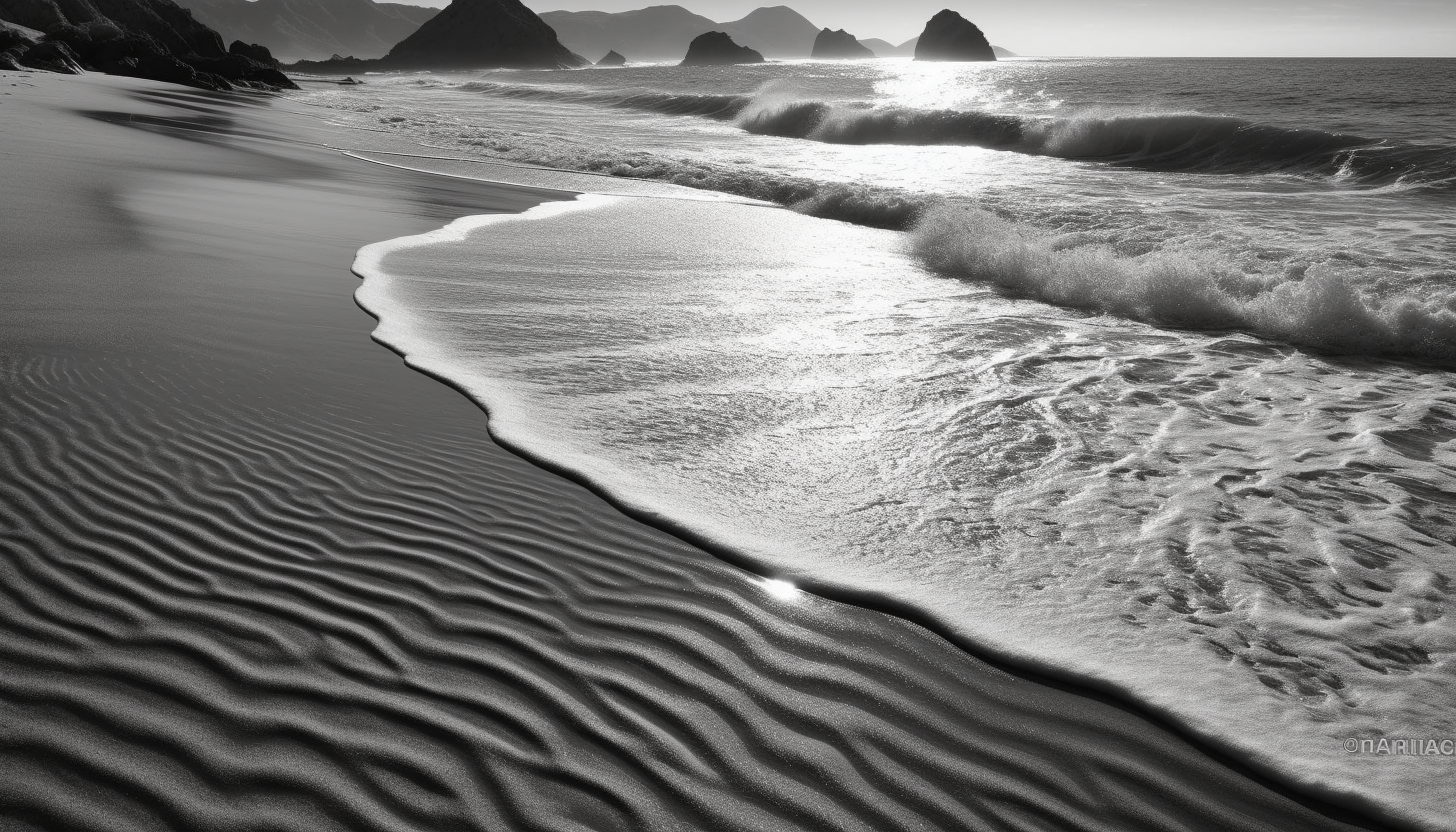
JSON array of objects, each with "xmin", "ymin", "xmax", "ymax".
[{"xmin": 0, "ymin": 71, "xmax": 1399, "ymax": 832}]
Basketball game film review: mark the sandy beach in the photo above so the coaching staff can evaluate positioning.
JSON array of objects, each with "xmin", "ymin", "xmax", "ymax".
[{"xmin": 0, "ymin": 71, "xmax": 1399, "ymax": 832}]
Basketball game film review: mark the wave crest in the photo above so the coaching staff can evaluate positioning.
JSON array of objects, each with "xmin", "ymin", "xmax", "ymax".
[
  {"xmin": 912, "ymin": 205, "xmax": 1456, "ymax": 359},
  {"xmin": 447, "ymin": 79, "xmax": 1456, "ymax": 188}
]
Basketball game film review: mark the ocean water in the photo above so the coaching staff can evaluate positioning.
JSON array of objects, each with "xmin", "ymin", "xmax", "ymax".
[{"xmin": 297, "ymin": 58, "xmax": 1456, "ymax": 829}]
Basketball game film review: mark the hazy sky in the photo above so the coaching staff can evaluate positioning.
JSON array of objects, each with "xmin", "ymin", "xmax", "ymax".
[{"xmin": 384, "ymin": 0, "xmax": 1456, "ymax": 57}]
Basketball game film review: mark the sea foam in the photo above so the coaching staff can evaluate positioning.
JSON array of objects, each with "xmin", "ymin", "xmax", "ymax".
[
  {"xmin": 352, "ymin": 193, "xmax": 1456, "ymax": 832},
  {"xmin": 912, "ymin": 204, "xmax": 1456, "ymax": 359}
]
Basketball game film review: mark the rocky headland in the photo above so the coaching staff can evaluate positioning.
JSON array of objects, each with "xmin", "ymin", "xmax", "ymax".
[
  {"xmin": 289, "ymin": 0, "xmax": 584, "ymax": 72},
  {"xmin": 810, "ymin": 27, "xmax": 873, "ymax": 59},
  {"xmin": 912, "ymin": 9, "xmax": 995, "ymax": 62},
  {"xmin": 679, "ymin": 30, "xmax": 763, "ymax": 66},
  {"xmin": 0, "ymin": 0, "xmax": 295, "ymax": 89},
  {"xmin": 595, "ymin": 48, "xmax": 625, "ymax": 66}
]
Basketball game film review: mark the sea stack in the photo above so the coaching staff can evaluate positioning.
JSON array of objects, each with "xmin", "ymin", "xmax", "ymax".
[
  {"xmin": 913, "ymin": 9, "xmax": 995, "ymax": 62},
  {"xmin": 680, "ymin": 31, "xmax": 763, "ymax": 66},
  {"xmin": 382, "ymin": 0, "xmax": 585, "ymax": 69},
  {"xmin": 596, "ymin": 49, "xmax": 626, "ymax": 66},
  {"xmin": 810, "ymin": 28, "xmax": 874, "ymax": 59}
]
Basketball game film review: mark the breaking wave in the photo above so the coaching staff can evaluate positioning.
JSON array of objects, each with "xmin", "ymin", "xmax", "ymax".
[
  {"xmin": 912, "ymin": 204, "xmax": 1456, "ymax": 359},
  {"xmin": 454, "ymin": 80, "xmax": 1456, "ymax": 189},
  {"xmin": 738, "ymin": 100, "xmax": 1456, "ymax": 188}
]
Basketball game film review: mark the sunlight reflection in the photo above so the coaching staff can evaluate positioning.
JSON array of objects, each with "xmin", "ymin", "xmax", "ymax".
[{"xmin": 760, "ymin": 579, "xmax": 801, "ymax": 600}]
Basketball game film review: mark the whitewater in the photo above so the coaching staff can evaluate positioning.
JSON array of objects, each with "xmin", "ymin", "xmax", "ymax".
[{"xmin": 297, "ymin": 57, "xmax": 1456, "ymax": 830}]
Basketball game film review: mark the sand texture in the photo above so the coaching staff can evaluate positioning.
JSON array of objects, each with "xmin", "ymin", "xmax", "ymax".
[{"xmin": 0, "ymin": 72, "xmax": 1390, "ymax": 832}]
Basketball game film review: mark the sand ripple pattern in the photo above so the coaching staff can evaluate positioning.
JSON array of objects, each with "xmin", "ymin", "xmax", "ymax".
[{"xmin": 0, "ymin": 353, "xmax": 1376, "ymax": 832}]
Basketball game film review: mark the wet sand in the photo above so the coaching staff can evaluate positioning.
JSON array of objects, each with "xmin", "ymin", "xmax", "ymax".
[{"xmin": 0, "ymin": 71, "xmax": 1392, "ymax": 831}]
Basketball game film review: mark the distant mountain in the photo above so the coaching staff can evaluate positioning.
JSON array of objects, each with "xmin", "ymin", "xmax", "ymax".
[
  {"xmin": 857, "ymin": 38, "xmax": 898, "ymax": 56},
  {"xmin": 539, "ymin": 4, "xmax": 715, "ymax": 62},
  {"xmin": 173, "ymin": 0, "xmax": 437, "ymax": 61},
  {"xmin": 719, "ymin": 5, "xmax": 817, "ymax": 58}
]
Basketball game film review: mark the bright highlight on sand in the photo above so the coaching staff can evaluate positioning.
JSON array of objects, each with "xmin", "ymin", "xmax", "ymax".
[{"xmin": 760, "ymin": 578, "xmax": 801, "ymax": 600}]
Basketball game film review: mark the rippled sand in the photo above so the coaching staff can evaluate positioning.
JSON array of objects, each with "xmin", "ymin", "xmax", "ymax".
[{"xmin": 0, "ymin": 73, "xmax": 1390, "ymax": 832}]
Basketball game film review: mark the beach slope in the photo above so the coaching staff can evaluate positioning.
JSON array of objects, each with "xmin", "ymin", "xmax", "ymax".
[{"xmin": 0, "ymin": 71, "xmax": 1392, "ymax": 832}]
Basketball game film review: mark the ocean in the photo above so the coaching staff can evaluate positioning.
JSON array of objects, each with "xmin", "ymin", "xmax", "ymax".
[{"xmin": 295, "ymin": 58, "xmax": 1456, "ymax": 826}]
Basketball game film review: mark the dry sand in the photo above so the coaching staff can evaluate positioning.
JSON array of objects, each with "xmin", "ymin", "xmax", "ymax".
[{"xmin": 0, "ymin": 71, "xmax": 1391, "ymax": 831}]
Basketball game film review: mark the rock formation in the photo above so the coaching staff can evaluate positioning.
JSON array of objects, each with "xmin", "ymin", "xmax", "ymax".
[
  {"xmin": 377, "ymin": 0, "xmax": 584, "ymax": 69},
  {"xmin": 540, "ymin": 5, "xmax": 715, "ymax": 63},
  {"xmin": 719, "ymin": 5, "xmax": 817, "ymax": 58},
  {"xmin": 0, "ymin": 20, "xmax": 81, "ymax": 72},
  {"xmin": 228, "ymin": 39, "xmax": 277, "ymax": 66},
  {"xmin": 810, "ymin": 27, "xmax": 872, "ymax": 59},
  {"xmin": 679, "ymin": 30, "xmax": 762, "ymax": 66},
  {"xmin": 172, "ymin": 0, "xmax": 437, "ymax": 62},
  {"xmin": 595, "ymin": 49, "xmax": 625, "ymax": 66},
  {"xmin": 0, "ymin": 0, "xmax": 296, "ymax": 89},
  {"xmin": 912, "ymin": 9, "xmax": 995, "ymax": 62}
]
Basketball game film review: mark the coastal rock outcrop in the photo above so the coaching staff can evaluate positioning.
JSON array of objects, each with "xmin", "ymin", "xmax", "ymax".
[
  {"xmin": 1, "ymin": 20, "xmax": 83, "ymax": 72},
  {"xmin": 913, "ymin": 9, "xmax": 995, "ymax": 62},
  {"xmin": 228, "ymin": 39, "xmax": 277, "ymax": 66},
  {"xmin": 679, "ymin": 30, "xmax": 762, "ymax": 66},
  {"xmin": 810, "ymin": 27, "xmax": 872, "ymax": 59},
  {"xmin": 379, "ymin": 0, "xmax": 584, "ymax": 69},
  {"xmin": 0, "ymin": 0, "xmax": 297, "ymax": 88},
  {"xmin": 595, "ymin": 49, "xmax": 624, "ymax": 66}
]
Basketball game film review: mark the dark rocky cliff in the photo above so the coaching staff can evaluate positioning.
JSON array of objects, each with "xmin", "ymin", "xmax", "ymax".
[
  {"xmin": 0, "ymin": 0, "xmax": 295, "ymax": 88},
  {"xmin": 913, "ymin": 9, "xmax": 995, "ymax": 62},
  {"xmin": 810, "ymin": 27, "xmax": 872, "ymax": 59},
  {"xmin": 679, "ymin": 30, "xmax": 762, "ymax": 66},
  {"xmin": 595, "ymin": 48, "xmax": 625, "ymax": 66},
  {"xmin": 380, "ymin": 0, "xmax": 584, "ymax": 69}
]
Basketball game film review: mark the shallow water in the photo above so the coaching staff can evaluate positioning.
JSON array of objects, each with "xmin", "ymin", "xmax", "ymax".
[{"xmin": 301, "ymin": 58, "xmax": 1456, "ymax": 828}]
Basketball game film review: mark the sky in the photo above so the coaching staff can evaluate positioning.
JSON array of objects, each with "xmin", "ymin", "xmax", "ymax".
[{"xmin": 383, "ymin": 0, "xmax": 1456, "ymax": 57}]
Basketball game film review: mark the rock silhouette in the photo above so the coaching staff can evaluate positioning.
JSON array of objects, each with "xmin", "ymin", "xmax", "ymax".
[
  {"xmin": 229, "ymin": 40, "xmax": 278, "ymax": 66},
  {"xmin": 913, "ymin": 9, "xmax": 995, "ymax": 62},
  {"xmin": 288, "ymin": 0, "xmax": 584, "ymax": 71},
  {"xmin": 0, "ymin": 0, "xmax": 296, "ymax": 88},
  {"xmin": 811, "ymin": 27, "xmax": 873, "ymax": 59},
  {"xmin": 680, "ymin": 30, "xmax": 762, "ymax": 66},
  {"xmin": 596, "ymin": 49, "xmax": 625, "ymax": 66},
  {"xmin": 382, "ymin": 0, "xmax": 584, "ymax": 69}
]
